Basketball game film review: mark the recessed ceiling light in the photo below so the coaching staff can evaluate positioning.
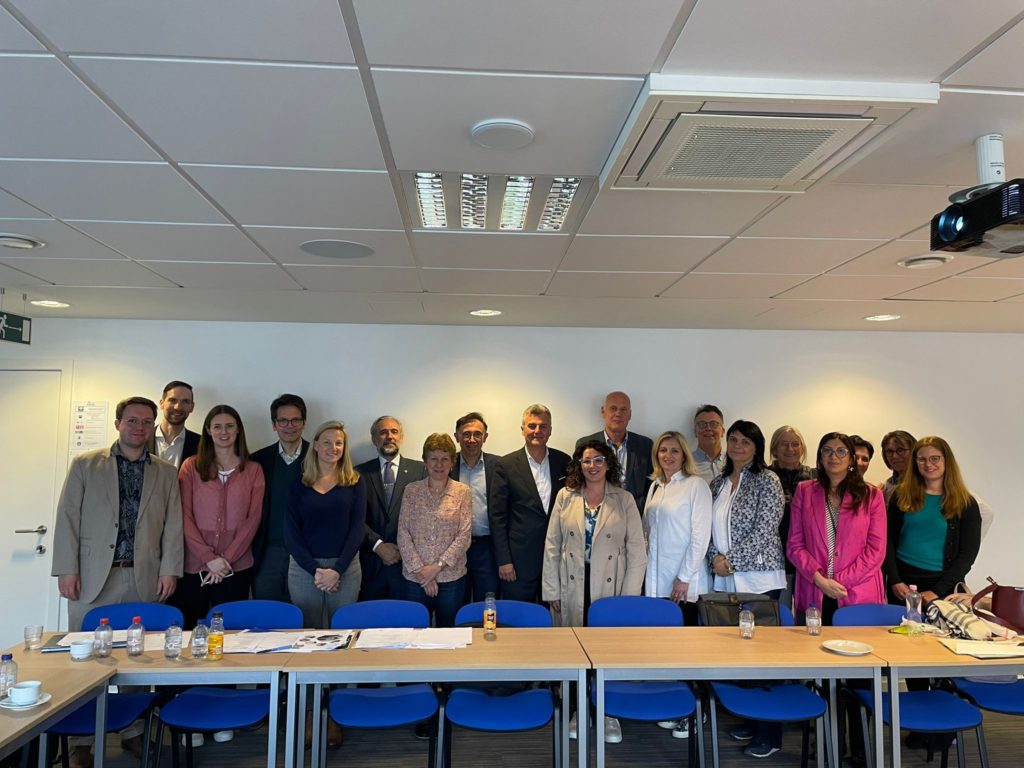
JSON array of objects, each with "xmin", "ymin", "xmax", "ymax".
[
  {"xmin": 864, "ymin": 313, "xmax": 901, "ymax": 322},
  {"xmin": 499, "ymin": 176, "xmax": 534, "ymax": 231},
  {"xmin": 470, "ymin": 120, "xmax": 535, "ymax": 150},
  {"xmin": 414, "ymin": 172, "xmax": 447, "ymax": 228},
  {"xmin": 299, "ymin": 240, "xmax": 374, "ymax": 259},
  {"xmin": 0, "ymin": 234, "xmax": 45, "ymax": 250},
  {"xmin": 469, "ymin": 309, "xmax": 502, "ymax": 317},
  {"xmin": 897, "ymin": 254, "xmax": 951, "ymax": 270},
  {"xmin": 538, "ymin": 177, "xmax": 581, "ymax": 232},
  {"xmin": 460, "ymin": 174, "xmax": 488, "ymax": 229},
  {"xmin": 30, "ymin": 299, "xmax": 70, "ymax": 308}
]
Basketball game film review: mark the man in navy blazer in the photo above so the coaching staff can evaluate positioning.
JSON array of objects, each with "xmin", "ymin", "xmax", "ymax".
[
  {"xmin": 575, "ymin": 391, "xmax": 653, "ymax": 514},
  {"xmin": 489, "ymin": 404, "xmax": 570, "ymax": 602},
  {"xmin": 357, "ymin": 415, "xmax": 426, "ymax": 599},
  {"xmin": 451, "ymin": 412, "xmax": 500, "ymax": 603}
]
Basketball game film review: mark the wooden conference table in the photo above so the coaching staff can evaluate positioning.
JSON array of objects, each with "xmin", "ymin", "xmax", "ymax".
[{"xmin": 283, "ymin": 627, "xmax": 591, "ymax": 768}]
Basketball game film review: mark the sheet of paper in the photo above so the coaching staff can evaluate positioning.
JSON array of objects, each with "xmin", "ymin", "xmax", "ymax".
[
  {"xmin": 222, "ymin": 630, "xmax": 354, "ymax": 654},
  {"xmin": 939, "ymin": 638, "xmax": 1024, "ymax": 658},
  {"xmin": 353, "ymin": 627, "xmax": 472, "ymax": 650}
]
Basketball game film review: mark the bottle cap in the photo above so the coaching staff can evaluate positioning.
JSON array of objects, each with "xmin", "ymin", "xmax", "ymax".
[
  {"xmin": 212, "ymin": 611, "xmax": 223, "ymax": 618},
  {"xmin": 909, "ymin": 585, "xmax": 917, "ymax": 591},
  {"xmin": 133, "ymin": 616, "xmax": 142, "ymax": 623},
  {"xmin": 1, "ymin": 653, "xmax": 11, "ymax": 661},
  {"xmin": 196, "ymin": 619, "xmax": 206, "ymax": 626},
  {"xmin": 99, "ymin": 618, "xmax": 110, "ymax": 625}
]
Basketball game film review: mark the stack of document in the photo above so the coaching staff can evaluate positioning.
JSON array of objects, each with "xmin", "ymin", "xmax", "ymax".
[
  {"xmin": 939, "ymin": 638, "xmax": 1024, "ymax": 659},
  {"xmin": 354, "ymin": 628, "xmax": 472, "ymax": 650},
  {"xmin": 224, "ymin": 630, "xmax": 355, "ymax": 653}
]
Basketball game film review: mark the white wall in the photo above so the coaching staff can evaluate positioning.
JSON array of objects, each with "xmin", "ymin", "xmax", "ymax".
[{"xmin": 4, "ymin": 319, "xmax": 1020, "ymax": 588}]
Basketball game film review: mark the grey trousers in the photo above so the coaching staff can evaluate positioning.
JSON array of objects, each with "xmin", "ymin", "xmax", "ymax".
[{"xmin": 288, "ymin": 556, "xmax": 361, "ymax": 629}]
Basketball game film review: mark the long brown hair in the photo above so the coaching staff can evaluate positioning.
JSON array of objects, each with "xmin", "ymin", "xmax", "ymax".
[
  {"xmin": 195, "ymin": 404, "xmax": 249, "ymax": 482},
  {"xmin": 895, "ymin": 436, "xmax": 972, "ymax": 519},
  {"xmin": 814, "ymin": 432, "xmax": 868, "ymax": 511}
]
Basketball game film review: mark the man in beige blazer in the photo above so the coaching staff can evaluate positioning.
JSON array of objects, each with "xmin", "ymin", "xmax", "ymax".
[{"xmin": 52, "ymin": 395, "xmax": 184, "ymax": 634}]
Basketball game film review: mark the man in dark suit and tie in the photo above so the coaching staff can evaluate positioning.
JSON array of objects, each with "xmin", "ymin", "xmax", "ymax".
[
  {"xmin": 575, "ymin": 391, "xmax": 653, "ymax": 514},
  {"xmin": 451, "ymin": 412, "xmax": 500, "ymax": 603},
  {"xmin": 357, "ymin": 415, "xmax": 425, "ymax": 599},
  {"xmin": 489, "ymin": 404, "xmax": 570, "ymax": 602}
]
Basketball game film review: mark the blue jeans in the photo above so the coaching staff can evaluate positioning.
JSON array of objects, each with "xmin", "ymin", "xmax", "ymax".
[
  {"xmin": 405, "ymin": 576, "xmax": 467, "ymax": 628},
  {"xmin": 464, "ymin": 536, "xmax": 500, "ymax": 603}
]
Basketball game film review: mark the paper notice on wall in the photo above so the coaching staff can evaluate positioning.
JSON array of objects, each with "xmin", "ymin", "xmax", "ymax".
[{"xmin": 70, "ymin": 401, "xmax": 108, "ymax": 461}]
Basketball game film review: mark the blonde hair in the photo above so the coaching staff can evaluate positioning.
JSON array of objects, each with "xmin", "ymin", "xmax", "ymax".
[
  {"xmin": 302, "ymin": 421, "xmax": 360, "ymax": 488},
  {"xmin": 649, "ymin": 431, "xmax": 698, "ymax": 483},
  {"xmin": 770, "ymin": 425, "xmax": 807, "ymax": 463},
  {"xmin": 895, "ymin": 436, "xmax": 972, "ymax": 520}
]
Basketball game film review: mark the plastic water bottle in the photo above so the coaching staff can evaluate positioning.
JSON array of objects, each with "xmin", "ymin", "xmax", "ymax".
[
  {"xmin": 208, "ymin": 611, "xmax": 224, "ymax": 661},
  {"xmin": 483, "ymin": 592, "xmax": 497, "ymax": 640},
  {"xmin": 191, "ymin": 620, "xmax": 209, "ymax": 660},
  {"xmin": 905, "ymin": 584, "xmax": 923, "ymax": 636},
  {"xmin": 126, "ymin": 616, "xmax": 145, "ymax": 657},
  {"xmin": 806, "ymin": 604, "xmax": 822, "ymax": 636},
  {"xmin": 0, "ymin": 654, "xmax": 16, "ymax": 699},
  {"xmin": 164, "ymin": 623, "xmax": 182, "ymax": 660},
  {"xmin": 739, "ymin": 605, "xmax": 755, "ymax": 639},
  {"xmin": 94, "ymin": 618, "xmax": 113, "ymax": 658}
]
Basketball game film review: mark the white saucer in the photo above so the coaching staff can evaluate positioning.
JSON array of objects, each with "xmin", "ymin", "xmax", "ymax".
[
  {"xmin": 0, "ymin": 692, "xmax": 52, "ymax": 710},
  {"xmin": 822, "ymin": 639, "xmax": 873, "ymax": 656}
]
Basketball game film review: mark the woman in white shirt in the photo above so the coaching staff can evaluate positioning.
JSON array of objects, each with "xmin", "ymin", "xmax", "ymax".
[{"xmin": 644, "ymin": 430, "xmax": 713, "ymax": 628}]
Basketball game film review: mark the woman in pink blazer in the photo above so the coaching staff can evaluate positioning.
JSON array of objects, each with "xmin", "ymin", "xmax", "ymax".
[{"xmin": 787, "ymin": 432, "xmax": 886, "ymax": 624}]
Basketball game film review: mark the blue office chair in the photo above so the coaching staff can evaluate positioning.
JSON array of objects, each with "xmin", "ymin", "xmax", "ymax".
[
  {"xmin": 206, "ymin": 599, "xmax": 303, "ymax": 630},
  {"xmin": 834, "ymin": 604, "xmax": 989, "ymax": 768},
  {"xmin": 443, "ymin": 599, "xmax": 557, "ymax": 767},
  {"xmin": 587, "ymin": 596, "xmax": 700, "ymax": 768},
  {"xmin": 51, "ymin": 603, "xmax": 183, "ymax": 768},
  {"xmin": 322, "ymin": 601, "xmax": 438, "ymax": 768}
]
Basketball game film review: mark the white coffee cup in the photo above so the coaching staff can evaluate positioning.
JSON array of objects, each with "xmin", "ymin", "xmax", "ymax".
[
  {"xmin": 70, "ymin": 639, "xmax": 94, "ymax": 661},
  {"xmin": 9, "ymin": 680, "xmax": 42, "ymax": 706}
]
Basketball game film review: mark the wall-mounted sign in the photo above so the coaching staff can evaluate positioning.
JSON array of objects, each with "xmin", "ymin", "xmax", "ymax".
[{"xmin": 0, "ymin": 311, "xmax": 30, "ymax": 344}]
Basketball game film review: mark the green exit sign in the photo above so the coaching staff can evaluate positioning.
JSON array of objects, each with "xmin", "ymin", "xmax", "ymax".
[{"xmin": 0, "ymin": 311, "xmax": 31, "ymax": 344}]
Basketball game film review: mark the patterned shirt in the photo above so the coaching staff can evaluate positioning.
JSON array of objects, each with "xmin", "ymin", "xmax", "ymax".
[{"xmin": 112, "ymin": 441, "xmax": 150, "ymax": 562}]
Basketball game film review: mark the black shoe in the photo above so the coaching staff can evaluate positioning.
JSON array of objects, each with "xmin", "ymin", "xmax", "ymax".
[
  {"xmin": 904, "ymin": 732, "xmax": 925, "ymax": 749},
  {"xmin": 415, "ymin": 722, "xmax": 432, "ymax": 740}
]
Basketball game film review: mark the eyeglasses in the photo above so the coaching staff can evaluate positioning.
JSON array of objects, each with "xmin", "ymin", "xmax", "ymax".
[
  {"xmin": 821, "ymin": 447, "xmax": 849, "ymax": 458},
  {"xmin": 695, "ymin": 420, "xmax": 722, "ymax": 431},
  {"xmin": 916, "ymin": 455, "xmax": 944, "ymax": 466},
  {"xmin": 884, "ymin": 446, "xmax": 909, "ymax": 457},
  {"xmin": 778, "ymin": 441, "xmax": 802, "ymax": 450},
  {"xmin": 458, "ymin": 431, "xmax": 485, "ymax": 441},
  {"xmin": 580, "ymin": 457, "xmax": 607, "ymax": 467},
  {"xmin": 275, "ymin": 417, "xmax": 305, "ymax": 427}
]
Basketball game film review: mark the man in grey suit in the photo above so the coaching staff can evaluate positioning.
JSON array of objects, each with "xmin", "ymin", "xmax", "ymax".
[
  {"xmin": 489, "ymin": 404, "xmax": 570, "ymax": 602},
  {"xmin": 51, "ymin": 396, "xmax": 183, "ymax": 767},
  {"xmin": 357, "ymin": 415, "xmax": 426, "ymax": 599},
  {"xmin": 451, "ymin": 412, "xmax": 500, "ymax": 603},
  {"xmin": 575, "ymin": 391, "xmax": 653, "ymax": 514}
]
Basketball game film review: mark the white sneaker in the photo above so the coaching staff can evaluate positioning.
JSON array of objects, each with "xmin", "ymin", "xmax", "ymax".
[
  {"xmin": 181, "ymin": 733, "xmax": 204, "ymax": 748},
  {"xmin": 212, "ymin": 730, "xmax": 234, "ymax": 743},
  {"xmin": 568, "ymin": 712, "xmax": 578, "ymax": 740},
  {"xmin": 672, "ymin": 720, "xmax": 689, "ymax": 739},
  {"xmin": 657, "ymin": 720, "xmax": 679, "ymax": 730},
  {"xmin": 604, "ymin": 716, "xmax": 622, "ymax": 744}
]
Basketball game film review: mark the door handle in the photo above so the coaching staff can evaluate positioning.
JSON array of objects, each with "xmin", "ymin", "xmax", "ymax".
[{"xmin": 14, "ymin": 525, "xmax": 47, "ymax": 535}]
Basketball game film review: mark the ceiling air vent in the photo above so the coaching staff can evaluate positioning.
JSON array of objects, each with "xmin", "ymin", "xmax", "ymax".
[{"xmin": 602, "ymin": 74, "xmax": 938, "ymax": 194}]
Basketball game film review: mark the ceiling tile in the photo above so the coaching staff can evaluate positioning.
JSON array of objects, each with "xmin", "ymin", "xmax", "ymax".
[
  {"xmin": 142, "ymin": 261, "xmax": 299, "ymax": 290},
  {"xmin": 946, "ymin": 17, "xmax": 1024, "ymax": 88},
  {"xmin": 580, "ymin": 190, "xmax": 779, "ymax": 236},
  {"xmin": 546, "ymin": 271, "xmax": 678, "ymax": 298},
  {"xmin": 0, "ymin": 188, "xmax": 46, "ymax": 218},
  {"xmin": 246, "ymin": 227, "xmax": 413, "ymax": 267},
  {"xmin": 893, "ymin": 276, "xmax": 1024, "ymax": 302},
  {"xmin": 286, "ymin": 265, "xmax": 422, "ymax": 292},
  {"xmin": 0, "ymin": 160, "xmax": 225, "ymax": 222},
  {"xmin": 663, "ymin": 1, "xmax": 1024, "ymax": 81},
  {"xmin": 0, "ymin": 261, "xmax": 49, "ymax": 287},
  {"xmin": 744, "ymin": 184, "xmax": 953, "ymax": 239},
  {"xmin": 958, "ymin": 257, "xmax": 1024, "ymax": 279},
  {"xmin": 73, "ymin": 222, "xmax": 270, "ymax": 262},
  {"xmin": 412, "ymin": 232, "xmax": 567, "ymax": 270},
  {"xmin": 372, "ymin": 69, "xmax": 642, "ymax": 176},
  {"xmin": 10, "ymin": 0, "xmax": 353, "ymax": 62},
  {"xmin": 696, "ymin": 237, "xmax": 882, "ymax": 275},
  {"xmin": 0, "ymin": 219, "xmax": 123, "ymax": 259},
  {"xmin": 563, "ymin": 235, "xmax": 723, "ymax": 271},
  {"xmin": 0, "ymin": 57, "xmax": 157, "ymax": 161},
  {"xmin": 661, "ymin": 273, "xmax": 809, "ymax": 299},
  {"xmin": 1, "ymin": 257, "xmax": 175, "ymax": 286},
  {"xmin": 183, "ymin": 166, "xmax": 401, "ymax": 228},
  {"xmin": 356, "ymin": 0, "xmax": 684, "ymax": 74},
  {"xmin": 420, "ymin": 268, "xmax": 548, "ymax": 295},
  {"xmin": 829, "ymin": 239, "xmax": 993, "ymax": 277},
  {"xmin": 0, "ymin": 7, "xmax": 43, "ymax": 51},
  {"xmin": 73, "ymin": 58, "xmax": 382, "ymax": 169},
  {"xmin": 775, "ymin": 274, "xmax": 936, "ymax": 300}
]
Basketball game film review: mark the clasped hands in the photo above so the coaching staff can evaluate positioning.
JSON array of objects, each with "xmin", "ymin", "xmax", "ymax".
[
  {"xmin": 314, "ymin": 567, "xmax": 341, "ymax": 593},
  {"xmin": 414, "ymin": 562, "xmax": 442, "ymax": 598},
  {"xmin": 203, "ymin": 557, "xmax": 232, "ymax": 584}
]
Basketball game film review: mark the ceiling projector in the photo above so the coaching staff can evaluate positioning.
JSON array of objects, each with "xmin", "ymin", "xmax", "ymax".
[{"xmin": 930, "ymin": 178, "xmax": 1024, "ymax": 258}]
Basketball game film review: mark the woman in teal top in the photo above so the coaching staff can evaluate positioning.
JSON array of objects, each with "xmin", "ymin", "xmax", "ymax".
[{"xmin": 883, "ymin": 436, "xmax": 981, "ymax": 606}]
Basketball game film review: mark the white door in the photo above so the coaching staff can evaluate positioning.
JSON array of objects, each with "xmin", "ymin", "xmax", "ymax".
[{"xmin": 0, "ymin": 368, "xmax": 63, "ymax": 647}]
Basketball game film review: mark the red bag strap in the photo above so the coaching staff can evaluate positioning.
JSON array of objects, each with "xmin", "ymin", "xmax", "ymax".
[
  {"xmin": 972, "ymin": 577, "xmax": 1024, "ymax": 633},
  {"xmin": 971, "ymin": 576, "xmax": 999, "ymax": 610}
]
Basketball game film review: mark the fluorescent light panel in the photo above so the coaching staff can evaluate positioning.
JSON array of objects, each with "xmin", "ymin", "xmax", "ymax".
[
  {"xmin": 537, "ymin": 177, "xmax": 580, "ymax": 232},
  {"xmin": 414, "ymin": 172, "xmax": 447, "ymax": 228},
  {"xmin": 500, "ymin": 176, "xmax": 534, "ymax": 231},
  {"xmin": 460, "ymin": 174, "xmax": 488, "ymax": 229}
]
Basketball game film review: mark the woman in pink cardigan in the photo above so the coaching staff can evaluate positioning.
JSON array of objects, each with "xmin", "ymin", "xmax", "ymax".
[{"xmin": 787, "ymin": 432, "xmax": 886, "ymax": 625}]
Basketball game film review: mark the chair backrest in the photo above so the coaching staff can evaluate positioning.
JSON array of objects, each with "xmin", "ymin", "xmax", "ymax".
[
  {"xmin": 331, "ymin": 599, "xmax": 430, "ymax": 629},
  {"xmin": 587, "ymin": 595, "xmax": 683, "ymax": 627},
  {"xmin": 833, "ymin": 603, "xmax": 906, "ymax": 627},
  {"xmin": 207, "ymin": 599, "xmax": 304, "ymax": 630},
  {"xmin": 779, "ymin": 603, "xmax": 796, "ymax": 627},
  {"xmin": 81, "ymin": 601, "xmax": 184, "ymax": 631},
  {"xmin": 455, "ymin": 600, "xmax": 553, "ymax": 628}
]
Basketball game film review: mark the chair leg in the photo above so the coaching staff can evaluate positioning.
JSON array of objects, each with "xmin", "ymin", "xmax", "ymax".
[
  {"xmin": 551, "ymin": 698, "xmax": 561, "ymax": 768},
  {"xmin": 800, "ymin": 722, "xmax": 810, "ymax": 768},
  {"xmin": 442, "ymin": 719, "xmax": 452, "ymax": 768},
  {"xmin": 976, "ymin": 724, "xmax": 989, "ymax": 768},
  {"xmin": 687, "ymin": 713, "xmax": 697, "ymax": 768},
  {"xmin": 708, "ymin": 694, "xmax": 720, "ymax": 768},
  {"xmin": 815, "ymin": 716, "xmax": 825, "ymax": 768},
  {"xmin": 427, "ymin": 723, "xmax": 437, "ymax": 768},
  {"xmin": 169, "ymin": 730, "xmax": 180, "ymax": 768},
  {"xmin": 695, "ymin": 695, "xmax": 706, "ymax": 768},
  {"xmin": 140, "ymin": 711, "xmax": 154, "ymax": 768},
  {"xmin": 435, "ymin": 702, "xmax": 446, "ymax": 768},
  {"xmin": 859, "ymin": 709, "xmax": 872, "ymax": 768},
  {"xmin": 956, "ymin": 730, "xmax": 966, "ymax": 768},
  {"xmin": 60, "ymin": 736, "xmax": 70, "ymax": 768},
  {"xmin": 151, "ymin": 720, "xmax": 165, "ymax": 768},
  {"xmin": 184, "ymin": 733, "xmax": 194, "ymax": 768}
]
